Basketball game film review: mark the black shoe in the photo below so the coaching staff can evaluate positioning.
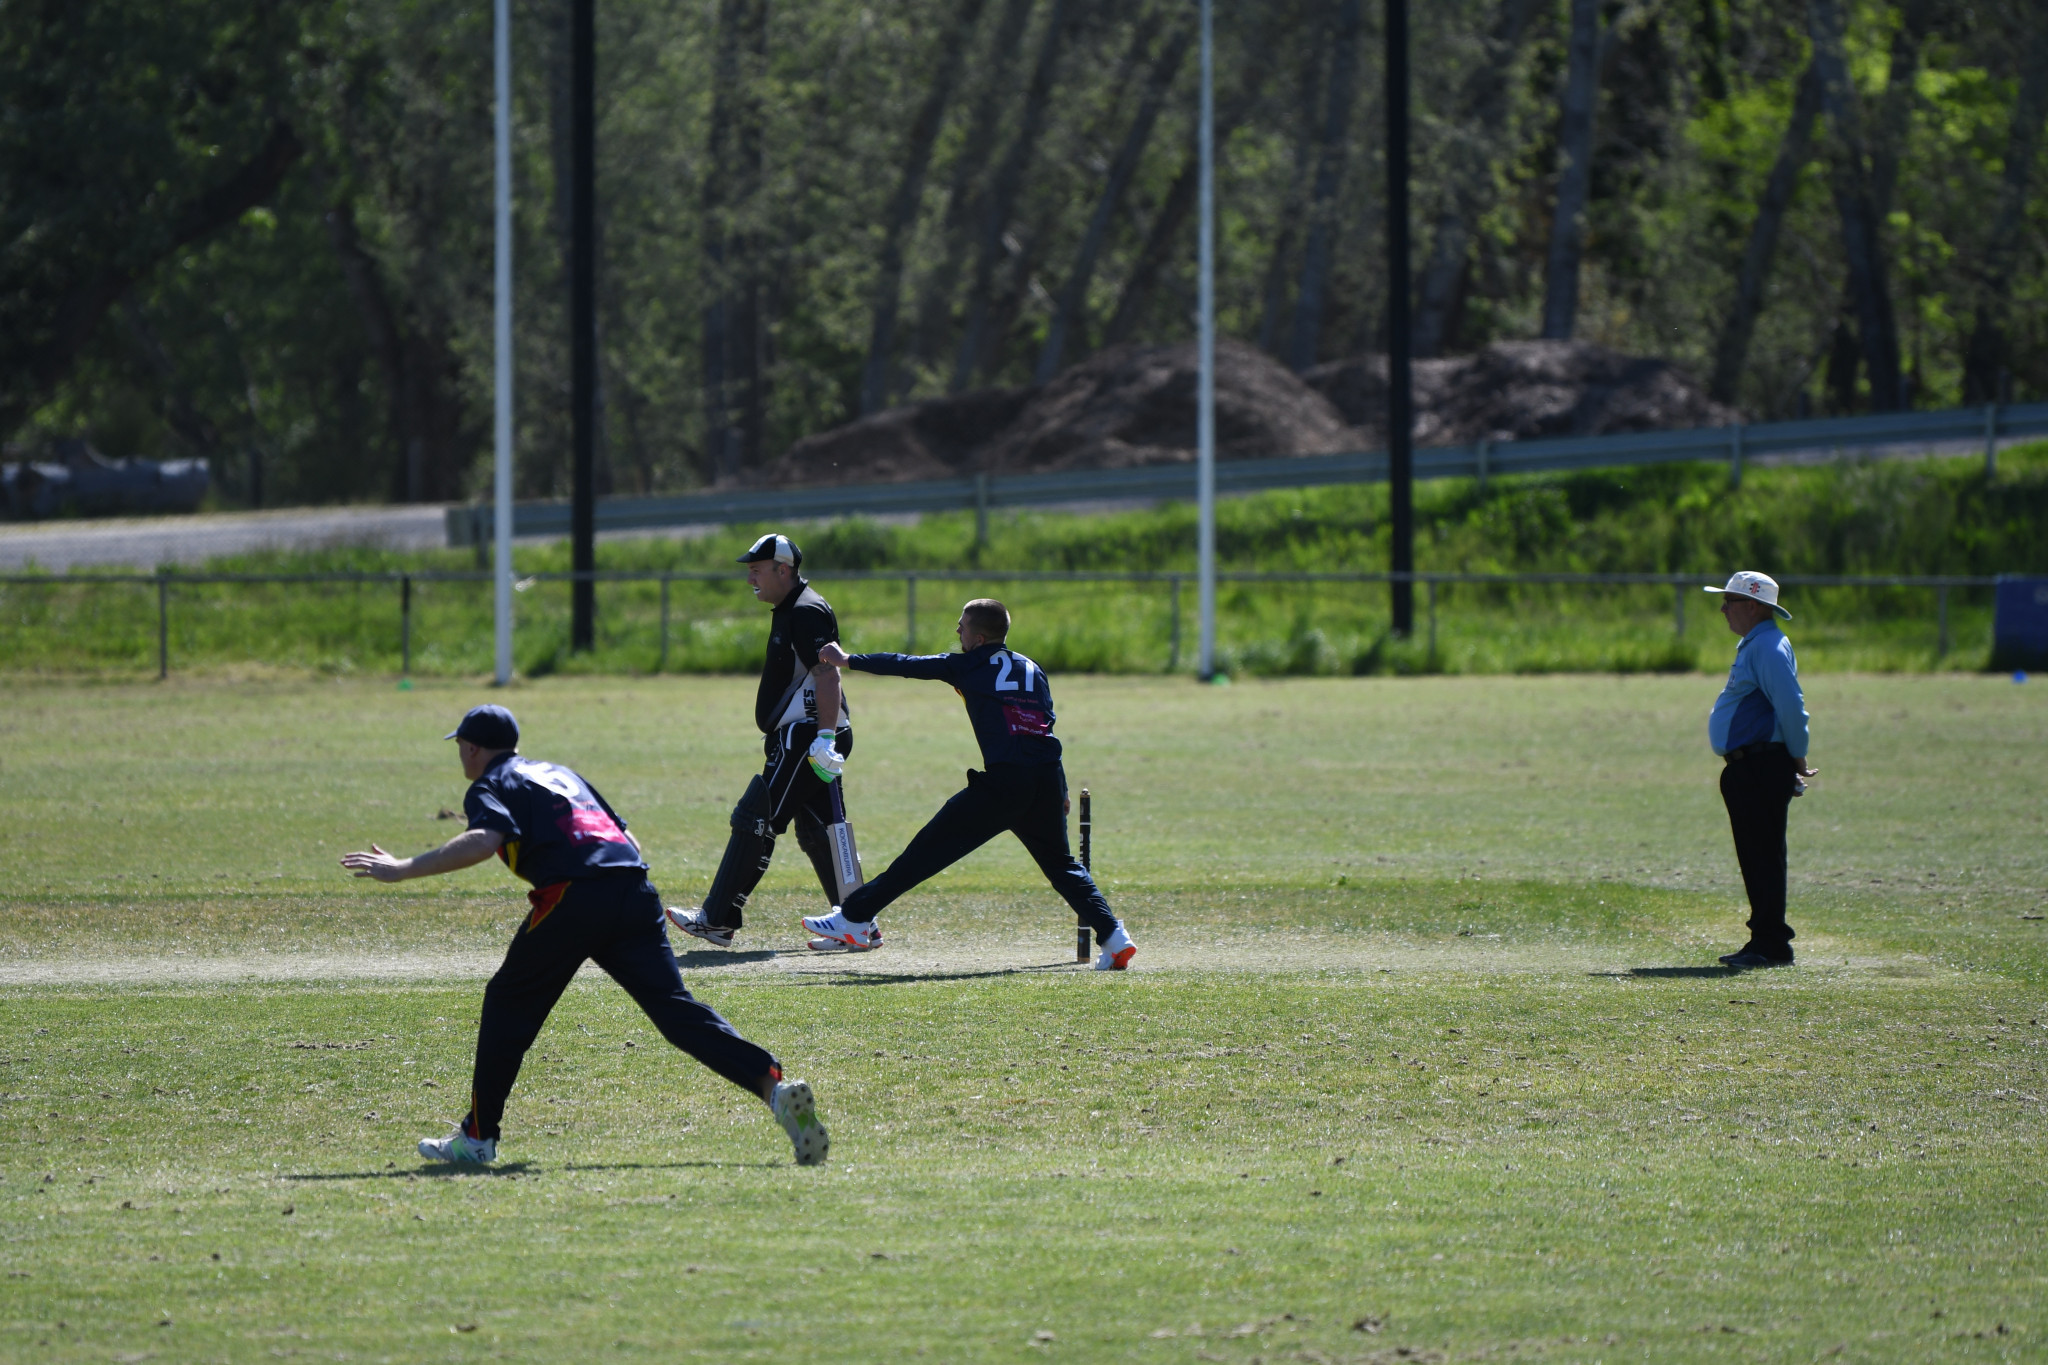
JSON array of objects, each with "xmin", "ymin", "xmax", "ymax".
[{"xmin": 1720, "ymin": 948, "xmax": 1793, "ymax": 969}]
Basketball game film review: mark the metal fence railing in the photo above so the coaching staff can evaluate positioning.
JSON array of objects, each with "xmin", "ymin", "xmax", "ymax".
[
  {"xmin": 0, "ymin": 567, "xmax": 2000, "ymax": 679},
  {"xmin": 444, "ymin": 399, "xmax": 2048, "ymax": 548}
]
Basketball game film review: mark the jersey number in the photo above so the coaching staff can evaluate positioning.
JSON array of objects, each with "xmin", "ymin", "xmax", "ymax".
[{"xmin": 993, "ymin": 651, "xmax": 1037, "ymax": 693}]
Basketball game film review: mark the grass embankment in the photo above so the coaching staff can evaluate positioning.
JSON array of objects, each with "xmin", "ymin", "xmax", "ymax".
[
  {"xmin": 1, "ymin": 673, "xmax": 2045, "ymax": 1362},
  {"xmin": 3, "ymin": 445, "xmax": 2046, "ymax": 677}
]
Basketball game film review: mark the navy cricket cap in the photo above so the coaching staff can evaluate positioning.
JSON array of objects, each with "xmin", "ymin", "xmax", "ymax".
[
  {"xmin": 444, "ymin": 704, "xmax": 519, "ymax": 749},
  {"xmin": 737, "ymin": 532, "xmax": 801, "ymax": 569}
]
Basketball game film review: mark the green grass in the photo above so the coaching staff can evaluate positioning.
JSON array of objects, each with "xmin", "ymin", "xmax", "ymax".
[
  {"xmin": 4, "ymin": 444, "xmax": 2045, "ymax": 677},
  {"xmin": 2, "ymin": 672, "xmax": 2046, "ymax": 1362}
]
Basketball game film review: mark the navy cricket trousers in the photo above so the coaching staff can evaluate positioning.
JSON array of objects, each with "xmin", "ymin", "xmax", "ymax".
[
  {"xmin": 463, "ymin": 872, "xmax": 776, "ymax": 1141},
  {"xmin": 839, "ymin": 762, "xmax": 1117, "ymax": 942},
  {"xmin": 1719, "ymin": 745, "xmax": 1798, "ymax": 958}
]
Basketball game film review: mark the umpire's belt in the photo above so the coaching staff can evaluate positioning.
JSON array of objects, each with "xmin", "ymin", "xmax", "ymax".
[{"xmin": 1723, "ymin": 741, "xmax": 1787, "ymax": 763}]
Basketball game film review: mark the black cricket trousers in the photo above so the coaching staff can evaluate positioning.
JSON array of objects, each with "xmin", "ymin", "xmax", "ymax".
[
  {"xmin": 1719, "ymin": 744, "xmax": 1798, "ymax": 958},
  {"xmin": 463, "ymin": 872, "xmax": 776, "ymax": 1142},
  {"xmin": 839, "ymin": 762, "xmax": 1118, "ymax": 942}
]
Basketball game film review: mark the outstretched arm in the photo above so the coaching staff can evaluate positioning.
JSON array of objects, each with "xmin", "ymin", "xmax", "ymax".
[
  {"xmin": 340, "ymin": 827, "xmax": 506, "ymax": 883},
  {"xmin": 823, "ymin": 644, "xmax": 964, "ymax": 681}
]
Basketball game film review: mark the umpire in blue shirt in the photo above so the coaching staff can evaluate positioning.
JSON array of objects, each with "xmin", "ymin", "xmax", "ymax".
[{"xmin": 1704, "ymin": 571, "xmax": 1818, "ymax": 969}]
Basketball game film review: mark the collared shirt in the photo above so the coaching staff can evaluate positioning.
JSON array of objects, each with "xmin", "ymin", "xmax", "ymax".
[
  {"xmin": 461, "ymin": 752, "xmax": 646, "ymax": 886},
  {"xmin": 755, "ymin": 577, "xmax": 848, "ymax": 734},
  {"xmin": 1707, "ymin": 620, "xmax": 1809, "ymax": 757},
  {"xmin": 846, "ymin": 641, "xmax": 1062, "ymax": 767}
]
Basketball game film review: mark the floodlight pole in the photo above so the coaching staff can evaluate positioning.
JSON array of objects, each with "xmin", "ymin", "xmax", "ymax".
[
  {"xmin": 1386, "ymin": 0, "xmax": 1414, "ymax": 635},
  {"xmin": 569, "ymin": 0, "xmax": 596, "ymax": 651},
  {"xmin": 492, "ymin": 0, "xmax": 515, "ymax": 686},
  {"xmin": 1195, "ymin": 0, "xmax": 1217, "ymax": 680}
]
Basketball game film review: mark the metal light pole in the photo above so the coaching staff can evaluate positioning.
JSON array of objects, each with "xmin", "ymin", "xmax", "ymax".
[
  {"xmin": 1386, "ymin": 0, "xmax": 1414, "ymax": 635},
  {"xmin": 569, "ymin": 0, "xmax": 596, "ymax": 651},
  {"xmin": 1195, "ymin": 0, "xmax": 1217, "ymax": 680},
  {"xmin": 492, "ymin": 0, "xmax": 515, "ymax": 686}
]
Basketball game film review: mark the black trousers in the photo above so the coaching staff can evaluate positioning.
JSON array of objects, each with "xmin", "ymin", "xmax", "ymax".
[
  {"xmin": 840, "ymin": 762, "xmax": 1118, "ymax": 942},
  {"xmin": 463, "ymin": 873, "xmax": 776, "ymax": 1142},
  {"xmin": 1719, "ymin": 746, "xmax": 1798, "ymax": 957},
  {"xmin": 702, "ymin": 722, "xmax": 851, "ymax": 928}
]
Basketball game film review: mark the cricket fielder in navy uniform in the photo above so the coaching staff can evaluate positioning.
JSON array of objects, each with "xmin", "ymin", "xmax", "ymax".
[
  {"xmin": 339, "ymin": 705, "xmax": 828, "ymax": 1166},
  {"xmin": 800, "ymin": 598, "xmax": 1138, "ymax": 970},
  {"xmin": 666, "ymin": 533, "xmax": 863, "ymax": 949},
  {"xmin": 1703, "ymin": 571, "xmax": 1818, "ymax": 969}
]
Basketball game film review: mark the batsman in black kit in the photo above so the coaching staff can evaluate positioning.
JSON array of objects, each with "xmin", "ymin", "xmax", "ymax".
[
  {"xmin": 802, "ymin": 598, "xmax": 1137, "ymax": 970},
  {"xmin": 339, "ymin": 704, "xmax": 828, "ymax": 1167},
  {"xmin": 666, "ymin": 533, "xmax": 864, "ymax": 950}
]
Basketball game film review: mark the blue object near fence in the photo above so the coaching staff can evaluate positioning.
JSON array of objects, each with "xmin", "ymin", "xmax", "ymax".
[{"xmin": 1992, "ymin": 575, "xmax": 2048, "ymax": 667}]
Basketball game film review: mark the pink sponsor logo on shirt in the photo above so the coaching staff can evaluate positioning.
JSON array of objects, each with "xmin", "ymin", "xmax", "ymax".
[{"xmin": 559, "ymin": 808, "xmax": 627, "ymax": 844}]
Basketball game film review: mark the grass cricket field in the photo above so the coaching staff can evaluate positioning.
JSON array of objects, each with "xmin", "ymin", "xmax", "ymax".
[{"xmin": 1, "ymin": 670, "xmax": 2044, "ymax": 1363}]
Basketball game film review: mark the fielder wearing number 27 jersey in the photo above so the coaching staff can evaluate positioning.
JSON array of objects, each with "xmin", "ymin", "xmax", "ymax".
[{"xmin": 848, "ymin": 640, "xmax": 1062, "ymax": 767}]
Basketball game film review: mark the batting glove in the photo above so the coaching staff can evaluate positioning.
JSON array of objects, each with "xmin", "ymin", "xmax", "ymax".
[{"xmin": 806, "ymin": 732, "xmax": 845, "ymax": 782}]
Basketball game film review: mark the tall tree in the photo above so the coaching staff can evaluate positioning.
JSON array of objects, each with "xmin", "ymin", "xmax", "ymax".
[
  {"xmin": 1034, "ymin": 19, "xmax": 1193, "ymax": 382},
  {"xmin": 906, "ymin": 0, "xmax": 1042, "ymax": 390},
  {"xmin": 1965, "ymin": 13, "xmax": 2048, "ymax": 402},
  {"xmin": 1540, "ymin": 0, "xmax": 1602, "ymax": 339},
  {"xmin": 1413, "ymin": 0, "xmax": 1546, "ymax": 358},
  {"xmin": 858, "ymin": 0, "xmax": 990, "ymax": 415},
  {"xmin": 1806, "ymin": 0, "xmax": 1903, "ymax": 410},
  {"xmin": 1287, "ymin": 0, "xmax": 1366, "ymax": 372},
  {"xmin": 0, "ymin": 1, "xmax": 306, "ymax": 441},
  {"xmin": 1708, "ymin": 60, "xmax": 1824, "ymax": 404},
  {"xmin": 702, "ymin": 0, "xmax": 769, "ymax": 479},
  {"xmin": 951, "ymin": 0, "xmax": 1077, "ymax": 391}
]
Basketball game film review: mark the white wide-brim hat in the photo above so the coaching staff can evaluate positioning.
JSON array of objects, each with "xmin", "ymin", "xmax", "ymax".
[{"xmin": 1703, "ymin": 570, "xmax": 1792, "ymax": 620}]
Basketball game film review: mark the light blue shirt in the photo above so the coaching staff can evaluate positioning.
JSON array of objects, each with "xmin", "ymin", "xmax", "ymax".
[{"xmin": 1707, "ymin": 619, "xmax": 1809, "ymax": 757}]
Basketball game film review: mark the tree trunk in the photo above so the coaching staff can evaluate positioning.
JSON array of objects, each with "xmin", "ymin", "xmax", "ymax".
[
  {"xmin": 1540, "ymin": 0, "xmax": 1600, "ymax": 340},
  {"xmin": 1965, "ymin": 14, "xmax": 2048, "ymax": 402},
  {"xmin": 1034, "ymin": 21, "xmax": 1192, "ymax": 383},
  {"xmin": 859, "ymin": 0, "xmax": 990, "ymax": 414},
  {"xmin": 1805, "ymin": 0, "xmax": 1902, "ymax": 411},
  {"xmin": 1819, "ymin": 0, "xmax": 1934, "ymax": 407},
  {"xmin": 951, "ymin": 0, "xmax": 1076, "ymax": 391},
  {"xmin": 1101, "ymin": 24, "xmax": 1278, "ymax": 347},
  {"xmin": 907, "ymin": 0, "xmax": 1041, "ymax": 386},
  {"xmin": 1287, "ymin": 0, "xmax": 1365, "ymax": 373},
  {"xmin": 1708, "ymin": 59, "xmax": 1823, "ymax": 405},
  {"xmin": 702, "ymin": 0, "xmax": 769, "ymax": 479},
  {"xmin": 1413, "ymin": 0, "xmax": 1545, "ymax": 357},
  {"xmin": 324, "ymin": 199, "xmax": 471, "ymax": 503}
]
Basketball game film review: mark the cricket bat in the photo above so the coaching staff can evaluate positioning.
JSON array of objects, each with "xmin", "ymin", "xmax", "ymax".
[{"xmin": 826, "ymin": 777, "xmax": 863, "ymax": 903}]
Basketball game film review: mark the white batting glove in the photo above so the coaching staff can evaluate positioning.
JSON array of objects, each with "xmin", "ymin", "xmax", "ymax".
[{"xmin": 806, "ymin": 733, "xmax": 844, "ymax": 782}]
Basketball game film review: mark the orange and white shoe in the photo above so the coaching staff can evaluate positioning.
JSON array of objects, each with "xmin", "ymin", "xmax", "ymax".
[
  {"xmin": 1094, "ymin": 922, "xmax": 1136, "ymax": 971},
  {"xmin": 800, "ymin": 908, "xmax": 882, "ymax": 952}
]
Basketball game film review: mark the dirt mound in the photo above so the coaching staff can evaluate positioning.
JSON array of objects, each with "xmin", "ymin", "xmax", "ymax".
[
  {"xmin": 762, "ymin": 339, "xmax": 1358, "ymax": 486},
  {"xmin": 1305, "ymin": 339, "xmax": 1739, "ymax": 445}
]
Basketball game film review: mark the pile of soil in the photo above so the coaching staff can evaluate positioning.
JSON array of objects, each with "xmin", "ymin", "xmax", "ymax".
[
  {"xmin": 762, "ymin": 339, "xmax": 1356, "ymax": 486},
  {"xmin": 760, "ymin": 337, "xmax": 1735, "ymax": 487},
  {"xmin": 1304, "ymin": 339, "xmax": 1738, "ymax": 445}
]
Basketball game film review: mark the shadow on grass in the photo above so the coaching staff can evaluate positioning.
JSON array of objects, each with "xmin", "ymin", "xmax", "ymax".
[
  {"xmin": 803, "ymin": 961, "xmax": 1088, "ymax": 986},
  {"xmin": 1603, "ymin": 966, "xmax": 1737, "ymax": 979},
  {"xmin": 674, "ymin": 949, "xmax": 781, "ymax": 969},
  {"xmin": 284, "ymin": 1161, "xmax": 538, "ymax": 1181}
]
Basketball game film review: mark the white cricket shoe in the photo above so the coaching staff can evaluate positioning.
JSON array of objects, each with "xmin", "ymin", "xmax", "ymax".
[
  {"xmin": 1094, "ymin": 922, "xmax": 1136, "ymax": 972},
  {"xmin": 770, "ymin": 1079, "xmax": 829, "ymax": 1166},
  {"xmin": 800, "ymin": 908, "xmax": 882, "ymax": 952},
  {"xmin": 418, "ymin": 1125, "xmax": 498, "ymax": 1165},
  {"xmin": 666, "ymin": 906, "xmax": 736, "ymax": 948}
]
